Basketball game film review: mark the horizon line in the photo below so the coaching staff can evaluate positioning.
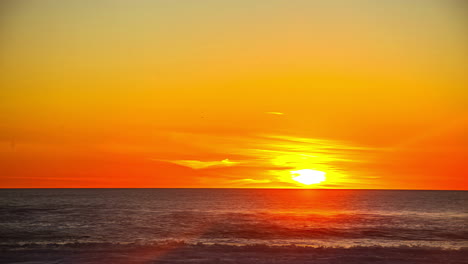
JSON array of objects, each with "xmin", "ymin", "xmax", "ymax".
[{"xmin": 0, "ymin": 187, "xmax": 466, "ymax": 191}]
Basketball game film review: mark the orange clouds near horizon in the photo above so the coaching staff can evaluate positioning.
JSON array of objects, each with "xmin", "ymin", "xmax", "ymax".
[{"xmin": 1, "ymin": 0, "xmax": 467, "ymax": 190}]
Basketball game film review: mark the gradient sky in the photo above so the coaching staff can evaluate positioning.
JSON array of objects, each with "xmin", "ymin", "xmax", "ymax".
[{"xmin": 1, "ymin": 0, "xmax": 467, "ymax": 189}]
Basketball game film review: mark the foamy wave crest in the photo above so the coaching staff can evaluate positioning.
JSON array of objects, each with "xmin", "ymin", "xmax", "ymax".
[{"xmin": 2, "ymin": 240, "xmax": 468, "ymax": 251}]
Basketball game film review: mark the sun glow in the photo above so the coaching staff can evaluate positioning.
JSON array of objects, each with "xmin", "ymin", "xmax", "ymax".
[{"xmin": 291, "ymin": 169, "xmax": 326, "ymax": 185}]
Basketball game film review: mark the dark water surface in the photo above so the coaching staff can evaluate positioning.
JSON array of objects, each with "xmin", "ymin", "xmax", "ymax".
[{"xmin": 1, "ymin": 189, "xmax": 467, "ymax": 249}]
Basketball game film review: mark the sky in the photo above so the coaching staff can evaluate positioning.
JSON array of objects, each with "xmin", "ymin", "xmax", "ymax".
[{"xmin": 1, "ymin": 0, "xmax": 467, "ymax": 189}]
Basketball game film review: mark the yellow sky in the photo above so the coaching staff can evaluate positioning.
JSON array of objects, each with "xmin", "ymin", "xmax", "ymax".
[{"xmin": 1, "ymin": 0, "xmax": 467, "ymax": 189}]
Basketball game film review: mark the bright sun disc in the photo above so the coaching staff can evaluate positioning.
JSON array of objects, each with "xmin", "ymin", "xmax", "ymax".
[{"xmin": 291, "ymin": 169, "xmax": 326, "ymax": 185}]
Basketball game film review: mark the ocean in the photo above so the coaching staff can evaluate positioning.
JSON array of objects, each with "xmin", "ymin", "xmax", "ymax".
[{"xmin": 1, "ymin": 189, "xmax": 467, "ymax": 263}]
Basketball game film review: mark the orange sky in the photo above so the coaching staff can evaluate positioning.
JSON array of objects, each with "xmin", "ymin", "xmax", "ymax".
[{"xmin": 1, "ymin": 0, "xmax": 467, "ymax": 189}]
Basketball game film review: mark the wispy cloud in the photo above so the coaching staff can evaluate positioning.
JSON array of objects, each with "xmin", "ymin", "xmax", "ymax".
[
  {"xmin": 265, "ymin": 112, "xmax": 284, "ymax": 115},
  {"xmin": 231, "ymin": 178, "xmax": 272, "ymax": 184},
  {"xmin": 149, "ymin": 132, "xmax": 383, "ymax": 188},
  {"xmin": 162, "ymin": 158, "xmax": 241, "ymax": 169},
  {"xmin": 210, "ymin": 134, "xmax": 383, "ymax": 187}
]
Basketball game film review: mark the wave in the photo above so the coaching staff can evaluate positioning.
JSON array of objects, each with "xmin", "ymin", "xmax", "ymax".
[
  {"xmin": 1, "ymin": 211, "xmax": 467, "ymax": 249},
  {"xmin": 3, "ymin": 242, "xmax": 468, "ymax": 264},
  {"xmin": 196, "ymin": 223, "xmax": 468, "ymax": 241},
  {"xmin": 2, "ymin": 240, "xmax": 467, "ymax": 251}
]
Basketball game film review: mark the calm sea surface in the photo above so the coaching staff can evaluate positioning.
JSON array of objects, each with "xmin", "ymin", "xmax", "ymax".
[{"xmin": 1, "ymin": 189, "xmax": 467, "ymax": 249}]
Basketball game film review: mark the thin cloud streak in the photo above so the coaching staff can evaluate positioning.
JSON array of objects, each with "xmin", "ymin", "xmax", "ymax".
[
  {"xmin": 157, "ymin": 158, "xmax": 241, "ymax": 169},
  {"xmin": 154, "ymin": 132, "xmax": 383, "ymax": 188}
]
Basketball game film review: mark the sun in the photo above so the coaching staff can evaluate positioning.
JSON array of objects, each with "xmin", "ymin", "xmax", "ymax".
[{"xmin": 291, "ymin": 169, "xmax": 326, "ymax": 185}]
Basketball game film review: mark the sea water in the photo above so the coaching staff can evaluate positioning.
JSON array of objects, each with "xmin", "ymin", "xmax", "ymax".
[{"xmin": 1, "ymin": 189, "xmax": 467, "ymax": 249}]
